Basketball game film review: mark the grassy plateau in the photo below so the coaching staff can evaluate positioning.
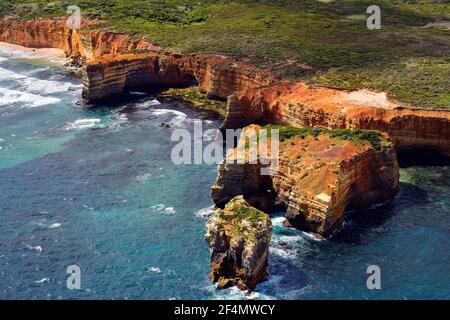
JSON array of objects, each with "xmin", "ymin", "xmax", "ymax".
[{"xmin": 1, "ymin": 0, "xmax": 449, "ymax": 109}]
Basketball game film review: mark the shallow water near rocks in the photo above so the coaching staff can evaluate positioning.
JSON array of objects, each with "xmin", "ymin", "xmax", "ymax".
[{"xmin": 0, "ymin": 49, "xmax": 449, "ymax": 299}]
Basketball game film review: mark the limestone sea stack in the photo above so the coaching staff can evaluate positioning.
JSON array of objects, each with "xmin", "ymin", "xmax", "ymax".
[
  {"xmin": 205, "ymin": 196, "xmax": 272, "ymax": 291},
  {"xmin": 212, "ymin": 125, "xmax": 399, "ymax": 238}
]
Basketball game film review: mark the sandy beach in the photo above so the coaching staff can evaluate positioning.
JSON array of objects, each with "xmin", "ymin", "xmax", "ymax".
[{"xmin": 0, "ymin": 41, "xmax": 66, "ymax": 61}]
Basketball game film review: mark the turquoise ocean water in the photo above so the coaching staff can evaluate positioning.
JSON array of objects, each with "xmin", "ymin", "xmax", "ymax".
[{"xmin": 0, "ymin": 47, "xmax": 448, "ymax": 299}]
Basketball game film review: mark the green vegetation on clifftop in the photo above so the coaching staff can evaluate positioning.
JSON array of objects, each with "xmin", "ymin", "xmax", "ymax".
[
  {"xmin": 1, "ymin": 0, "xmax": 449, "ymax": 108},
  {"xmin": 217, "ymin": 196, "xmax": 270, "ymax": 242},
  {"xmin": 262, "ymin": 125, "xmax": 390, "ymax": 150}
]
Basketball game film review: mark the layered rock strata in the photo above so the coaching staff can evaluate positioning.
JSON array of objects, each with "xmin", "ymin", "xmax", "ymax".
[
  {"xmin": 0, "ymin": 17, "xmax": 160, "ymax": 61},
  {"xmin": 82, "ymin": 52, "xmax": 279, "ymax": 102},
  {"xmin": 2, "ymin": 17, "xmax": 448, "ymax": 159},
  {"xmin": 0, "ymin": 18, "xmax": 279, "ymax": 102},
  {"xmin": 222, "ymin": 83, "xmax": 450, "ymax": 157},
  {"xmin": 205, "ymin": 196, "xmax": 272, "ymax": 291},
  {"xmin": 211, "ymin": 125, "xmax": 400, "ymax": 238}
]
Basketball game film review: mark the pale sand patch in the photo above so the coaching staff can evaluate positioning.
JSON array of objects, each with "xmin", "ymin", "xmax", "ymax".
[
  {"xmin": 423, "ymin": 21, "xmax": 450, "ymax": 31},
  {"xmin": 338, "ymin": 89, "xmax": 398, "ymax": 109},
  {"xmin": 0, "ymin": 41, "xmax": 66, "ymax": 61}
]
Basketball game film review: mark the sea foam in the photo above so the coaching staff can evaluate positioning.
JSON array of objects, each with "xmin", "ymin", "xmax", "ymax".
[
  {"xmin": 0, "ymin": 88, "xmax": 61, "ymax": 108},
  {"xmin": 35, "ymin": 277, "xmax": 50, "ymax": 284},
  {"xmin": 25, "ymin": 244, "xmax": 43, "ymax": 252},
  {"xmin": 150, "ymin": 109, "xmax": 189, "ymax": 127},
  {"xmin": 136, "ymin": 99, "xmax": 161, "ymax": 107},
  {"xmin": 195, "ymin": 206, "xmax": 215, "ymax": 219},
  {"xmin": 64, "ymin": 119, "xmax": 101, "ymax": 131},
  {"xmin": 151, "ymin": 204, "xmax": 176, "ymax": 215},
  {"xmin": 0, "ymin": 66, "xmax": 81, "ymax": 95}
]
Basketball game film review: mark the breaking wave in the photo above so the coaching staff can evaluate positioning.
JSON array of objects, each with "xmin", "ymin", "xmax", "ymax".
[
  {"xmin": 151, "ymin": 204, "xmax": 176, "ymax": 215},
  {"xmin": 150, "ymin": 109, "xmax": 189, "ymax": 127},
  {"xmin": 195, "ymin": 206, "xmax": 215, "ymax": 219},
  {"xmin": 0, "ymin": 87, "xmax": 61, "ymax": 108},
  {"xmin": 0, "ymin": 66, "xmax": 82, "ymax": 95},
  {"xmin": 63, "ymin": 119, "xmax": 101, "ymax": 131}
]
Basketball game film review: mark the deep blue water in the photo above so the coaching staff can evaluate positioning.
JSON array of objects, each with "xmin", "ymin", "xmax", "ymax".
[{"xmin": 0, "ymin": 47, "xmax": 449, "ymax": 300}]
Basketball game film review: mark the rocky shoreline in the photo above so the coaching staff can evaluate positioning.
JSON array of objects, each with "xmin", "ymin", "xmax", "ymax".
[{"xmin": 1, "ymin": 17, "xmax": 449, "ymax": 291}]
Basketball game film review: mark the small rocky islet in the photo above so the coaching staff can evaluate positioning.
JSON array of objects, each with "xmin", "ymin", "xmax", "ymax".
[{"xmin": 0, "ymin": 16, "xmax": 448, "ymax": 292}]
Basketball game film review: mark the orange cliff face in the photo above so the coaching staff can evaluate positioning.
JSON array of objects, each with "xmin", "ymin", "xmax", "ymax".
[
  {"xmin": 0, "ymin": 17, "xmax": 277, "ymax": 102},
  {"xmin": 1, "ymin": 17, "xmax": 449, "ymax": 160},
  {"xmin": 211, "ymin": 125, "xmax": 400, "ymax": 238},
  {"xmin": 0, "ymin": 18, "xmax": 70, "ymax": 50},
  {"xmin": 0, "ymin": 17, "xmax": 161, "ymax": 61},
  {"xmin": 222, "ymin": 83, "xmax": 450, "ymax": 158},
  {"xmin": 82, "ymin": 52, "xmax": 280, "ymax": 102}
]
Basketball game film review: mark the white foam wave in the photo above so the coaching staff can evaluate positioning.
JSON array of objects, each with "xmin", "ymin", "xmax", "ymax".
[
  {"xmin": 195, "ymin": 206, "xmax": 215, "ymax": 219},
  {"xmin": 32, "ymin": 221, "xmax": 62, "ymax": 229},
  {"xmin": 49, "ymin": 223, "xmax": 62, "ymax": 229},
  {"xmin": 271, "ymin": 216, "xmax": 285, "ymax": 227},
  {"xmin": 0, "ymin": 66, "xmax": 24, "ymax": 80},
  {"xmin": 136, "ymin": 173, "xmax": 152, "ymax": 182},
  {"xmin": 136, "ymin": 99, "xmax": 161, "ymax": 107},
  {"xmin": 64, "ymin": 119, "xmax": 101, "ymax": 131},
  {"xmin": 0, "ymin": 87, "xmax": 61, "ymax": 108},
  {"xmin": 270, "ymin": 218, "xmax": 312, "ymax": 260},
  {"xmin": 0, "ymin": 57, "xmax": 8, "ymax": 62},
  {"xmin": 151, "ymin": 204, "xmax": 176, "ymax": 215},
  {"xmin": 301, "ymin": 231, "xmax": 325, "ymax": 242},
  {"xmin": 21, "ymin": 77, "xmax": 83, "ymax": 94},
  {"xmin": 147, "ymin": 266, "xmax": 176, "ymax": 276},
  {"xmin": 35, "ymin": 277, "xmax": 50, "ymax": 284},
  {"xmin": 25, "ymin": 244, "xmax": 42, "ymax": 252},
  {"xmin": 0, "ymin": 66, "xmax": 82, "ymax": 95},
  {"xmin": 151, "ymin": 108, "xmax": 189, "ymax": 127},
  {"xmin": 148, "ymin": 266, "xmax": 162, "ymax": 273},
  {"xmin": 271, "ymin": 216, "xmax": 324, "ymax": 242},
  {"xmin": 271, "ymin": 246, "xmax": 299, "ymax": 260},
  {"xmin": 164, "ymin": 207, "xmax": 176, "ymax": 215},
  {"xmin": 108, "ymin": 113, "xmax": 128, "ymax": 129},
  {"xmin": 208, "ymin": 285, "xmax": 275, "ymax": 300}
]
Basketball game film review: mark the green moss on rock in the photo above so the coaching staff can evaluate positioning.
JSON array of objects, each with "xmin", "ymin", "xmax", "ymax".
[
  {"xmin": 217, "ymin": 196, "xmax": 270, "ymax": 242},
  {"xmin": 262, "ymin": 125, "xmax": 390, "ymax": 150},
  {"xmin": 158, "ymin": 87, "xmax": 227, "ymax": 119}
]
